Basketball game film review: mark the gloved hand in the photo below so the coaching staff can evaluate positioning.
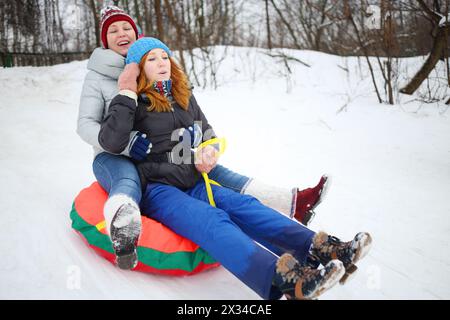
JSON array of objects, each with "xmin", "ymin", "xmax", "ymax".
[
  {"xmin": 129, "ymin": 132, "xmax": 152, "ymax": 161},
  {"xmin": 177, "ymin": 123, "xmax": 202, "ymax": 148},
  {"xmin": 189, "ymin": 123, "xmax": 203, "ymax": 148}
]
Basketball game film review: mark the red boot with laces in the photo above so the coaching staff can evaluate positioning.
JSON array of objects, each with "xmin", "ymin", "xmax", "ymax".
[{"xmin": 291, "ymin": 175, "xmax": 330, "ymax": 225}]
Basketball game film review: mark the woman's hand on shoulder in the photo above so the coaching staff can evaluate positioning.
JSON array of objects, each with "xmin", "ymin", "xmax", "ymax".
[{"xmin": 118, "ymin": 63, "xmax": 140, "ymax": 92}]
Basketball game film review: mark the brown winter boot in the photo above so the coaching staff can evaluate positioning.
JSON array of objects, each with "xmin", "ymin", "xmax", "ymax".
[
  {"xmin": 272, "ymin": 253, "xmax": 345, "ymax": 300},
  {"xmin": 310, "ymin": 231, "xmax": 372, "ymax": 284}
]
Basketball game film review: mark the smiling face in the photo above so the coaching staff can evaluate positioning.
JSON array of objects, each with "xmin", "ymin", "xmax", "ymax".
[
  {"xmin": 106, "ymin": 21, "xmax": 137, "ymax": 56},
  {"xmin": 143, "ymin": 48, "xmax": 171, "ymax": 83}
]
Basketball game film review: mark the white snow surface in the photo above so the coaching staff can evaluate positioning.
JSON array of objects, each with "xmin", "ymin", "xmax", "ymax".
[{"xmin": 0, "ymin": 47, "xmax": 449, "ymax": 300}]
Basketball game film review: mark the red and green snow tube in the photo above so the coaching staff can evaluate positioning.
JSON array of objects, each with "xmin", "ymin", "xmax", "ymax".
[{"xmin": 70, "ymin": 182, "xmax": 219, "ymax": 275}]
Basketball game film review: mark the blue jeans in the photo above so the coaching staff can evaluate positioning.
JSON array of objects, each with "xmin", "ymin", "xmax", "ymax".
[
  {"xmin": 208, "ymin": 164, "xmax": 251, "ymax": 193},
  {"xmin": 93, "ymin": 154, "xmax": 250, "ymax": 203},
  {"xmin": 140, "ymin": 181, "xmax": 315, "ymax": 300},
  {"xmin": 93, "ymin": 152, "xmax": 142, "ymax": 204}
]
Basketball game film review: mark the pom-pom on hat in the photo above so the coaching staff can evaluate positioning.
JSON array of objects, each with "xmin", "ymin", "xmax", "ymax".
[
  {"xmin": 125, "ymin": 37, "xmax": 172, "ymax": 64},
  {"xmin": 100, "ymin": 5, "xmax": 138, "ymax": 48}
]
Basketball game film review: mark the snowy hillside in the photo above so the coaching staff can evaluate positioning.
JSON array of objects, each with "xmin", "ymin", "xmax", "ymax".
[{"xmin": 0, "ymin": 47, "xmax": 449, "ymax": 299}]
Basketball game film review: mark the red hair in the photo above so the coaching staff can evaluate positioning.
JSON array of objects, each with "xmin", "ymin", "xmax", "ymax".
[{"xmin": 137, "ymin": 54, "xmax": 191, "ymax": 112}]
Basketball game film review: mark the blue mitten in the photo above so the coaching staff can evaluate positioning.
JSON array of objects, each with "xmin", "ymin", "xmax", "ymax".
[
  {"xmin": 188, "ymin": 123, "xmax": 203, "ymax": 148},
  {"xmin": 129, "ymin": 132, "xmax": 152, "ymax": 161}
]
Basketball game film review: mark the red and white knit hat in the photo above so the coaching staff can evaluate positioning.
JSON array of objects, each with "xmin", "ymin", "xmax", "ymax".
[{"xmin": 100, "ymin": 5, "xmax": 138, "ymax": 48}]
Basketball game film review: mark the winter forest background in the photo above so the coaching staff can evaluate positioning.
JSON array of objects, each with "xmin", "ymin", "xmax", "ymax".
[
  {"xmin": 0, "ymin": 0, "xmax": 449, "ymax": 300},
  {"xmin": 1, "ymin": 0, "xmax": 449, "ymax": 104}
]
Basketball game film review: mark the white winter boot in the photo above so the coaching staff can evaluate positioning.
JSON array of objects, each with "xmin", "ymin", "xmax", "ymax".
[
  {"xmin": 242, "ymin": 179, "xmax": 293, "ymax": 217},
  {"xmin": 103, "ymin": 194, "xmax": 142, "ymax": 270},
  {"xmin": 243, "ymin": 176, "xmax": 330, "ymax": 226}
]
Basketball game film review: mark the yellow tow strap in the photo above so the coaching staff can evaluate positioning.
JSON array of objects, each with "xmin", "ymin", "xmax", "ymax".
[{"xmin": 196, "ymin": 138, "xmax": 227, "ymax": 207}]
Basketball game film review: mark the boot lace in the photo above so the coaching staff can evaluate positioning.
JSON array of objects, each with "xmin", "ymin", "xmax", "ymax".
[
  {"xmin": 283, "ymin": 263, "xmax": 319, "ymax": 285},
  {"xmin": 316, "ymin": 235, "xmax": 353, "ymax": 265}
]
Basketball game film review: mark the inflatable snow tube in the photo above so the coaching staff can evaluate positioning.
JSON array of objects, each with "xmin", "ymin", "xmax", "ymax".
[{"xmin": 70, "ymin": 182, "xmax": 219, "ymax": 276}]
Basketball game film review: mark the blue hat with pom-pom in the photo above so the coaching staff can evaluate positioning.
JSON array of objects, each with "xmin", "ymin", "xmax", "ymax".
[{"xmin": 125, "ymin": 37, "xmax": 172, "ymax": 64}]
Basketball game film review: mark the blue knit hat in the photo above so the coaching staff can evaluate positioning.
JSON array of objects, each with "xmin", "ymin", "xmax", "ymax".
[{"xmin": 125, "ymin": 37, "xmax": 172, "ymax": 64}]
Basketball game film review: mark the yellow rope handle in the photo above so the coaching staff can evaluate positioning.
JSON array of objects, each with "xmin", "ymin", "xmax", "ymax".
[
  {"xmin": 208, "ymin": 179, "xmax": 221, "ymax": 186},
  {"xmin": 202, "ymin": 172, "xmax": 216, "ymax": 207},
  {"xmin": 196, "ymin": 137, "xmax": 227, "ymax": 156},
  {"xmin": 196, "ymin": 138, "xmax": 227, "ymax": 207}
]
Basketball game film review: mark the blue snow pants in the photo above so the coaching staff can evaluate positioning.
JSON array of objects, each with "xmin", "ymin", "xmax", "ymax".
[{"xmin": 140, "ymin": 181, "xmax": 316, "ymax": 300}]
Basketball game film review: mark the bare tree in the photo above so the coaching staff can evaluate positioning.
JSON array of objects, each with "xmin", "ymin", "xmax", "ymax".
[
  {"xmin": 86, "ymin": 0, "xmax": 101, "ymax": 48},
  {"xmin": 265, "ymin": 0, "xmax": 272, "ymax": 49},
  {"xmin": 400, "ymin": 0, "xmax": 450, "ymax": 95},
  {"xmin": 154, "ymin": 0, "xmax": 165, "ymax": 42},
  {"xmin": 345, "ymin": 0, "xmax": 383, "ymax": 103}
]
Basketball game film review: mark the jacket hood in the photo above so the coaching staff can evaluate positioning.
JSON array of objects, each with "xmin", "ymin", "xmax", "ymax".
[{"xmin": 87, "ymin": 48, "xmax": 125, "ymax": 80}]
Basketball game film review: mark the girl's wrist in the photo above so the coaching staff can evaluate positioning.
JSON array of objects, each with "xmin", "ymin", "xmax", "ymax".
[{"xmin": 119, "ymin": 89, "xmax": 138, "ymax": 105}]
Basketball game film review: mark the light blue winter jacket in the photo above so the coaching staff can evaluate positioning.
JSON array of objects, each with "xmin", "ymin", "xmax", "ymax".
[{"xmin": 77, "ymin": 48, "xmax": 136, "ymax": 157}]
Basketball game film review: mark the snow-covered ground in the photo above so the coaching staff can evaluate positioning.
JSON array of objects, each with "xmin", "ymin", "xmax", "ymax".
[{"xmin": 0, "ymin": 47, "xmax": 449, "ymax": 299}]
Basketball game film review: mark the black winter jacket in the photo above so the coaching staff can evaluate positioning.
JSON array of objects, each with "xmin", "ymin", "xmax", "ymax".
[{"xmin": 99, "ymin": 93, "xmax": 215, "ymax": 190}]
